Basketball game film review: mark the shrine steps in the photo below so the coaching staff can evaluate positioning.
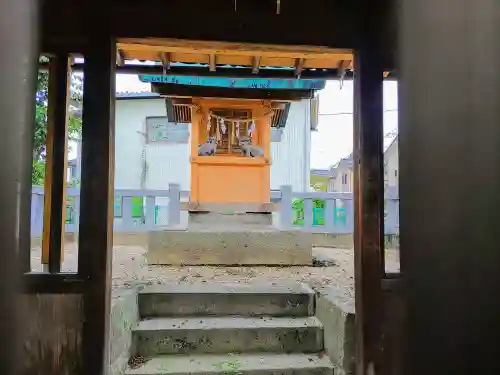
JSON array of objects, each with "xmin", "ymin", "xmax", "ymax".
[
  {"xmin": 138, "ymin": 283, "xmax": 315, "ymax": 318},
  {"xmin": 125, "ymin": 353, "xmax": 333, "ymax": 375},
  {"xmin": 125, "ymin": 283, "xmax": 334, "ymax": 375}
]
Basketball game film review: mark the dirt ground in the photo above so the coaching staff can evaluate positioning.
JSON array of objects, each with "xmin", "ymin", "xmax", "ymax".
[{"xmin": 31, "ymin": 244, "xmax": 399, "ymax": 299}]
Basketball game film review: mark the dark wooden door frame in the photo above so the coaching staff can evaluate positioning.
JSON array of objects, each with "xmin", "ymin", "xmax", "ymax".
[
  {"xmin": 353, "ymin": 46, "xmax": 385, "ymax": 375},
  {"xmin": 9, "ymin": 2, "xmax": 398, "ymax": 375},
  {"xmin": 0, "ymin": 0, "xmax": 39, "ymax": 373}
]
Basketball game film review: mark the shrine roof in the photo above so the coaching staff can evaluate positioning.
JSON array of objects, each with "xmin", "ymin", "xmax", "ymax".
[{"xmin": 117, "ymin": 38, "xmax": 352, "ymax": 75}]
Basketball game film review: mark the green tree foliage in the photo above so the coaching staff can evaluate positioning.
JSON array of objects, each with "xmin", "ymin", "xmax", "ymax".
[{"xmin": 33, "ymin": 57, "xmax": 83, "ymax": 185}]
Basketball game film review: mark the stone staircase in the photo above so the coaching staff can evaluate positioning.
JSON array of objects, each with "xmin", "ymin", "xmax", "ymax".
[{"xmin": 125, "ymin": 283, "xmax": 334, "ymax": 375}]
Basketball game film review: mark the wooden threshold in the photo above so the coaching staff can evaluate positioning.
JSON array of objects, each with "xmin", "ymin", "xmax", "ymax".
[
  {"xmin": 23, "ymin": 273, "xmax": 86, "ymax": 294},
  {"xmin": 190, "ymin": 156, "xmax": 271, "ymax": 166}
]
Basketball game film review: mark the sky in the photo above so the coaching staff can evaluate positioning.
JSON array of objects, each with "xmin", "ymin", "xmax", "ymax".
[
  {"xmin": 311, "ymin": 80, "xmax": 399, "ymax": 169},
  {"xmin": 113, "ymin": 75, "xmax": 399, "ymax": 170}
]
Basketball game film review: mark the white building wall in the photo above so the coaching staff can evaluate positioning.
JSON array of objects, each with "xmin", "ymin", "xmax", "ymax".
[
  {"xmin": 384, "ymin": 138, "xmax": 399, "ymax": 189},
  {"xmin": 114, "ymin": 99, "xmax": 149, "ymax": 189},
  {"xmin": 115, "ymin": 97, "xmax": 312, "ymax": 194},
  {"xmin": 327, "ymin": 177, "xmax": 335, "ymax": 192},
  {"xmin": 270, "ymin": 99, "xmax": 311, "ymax": 192},
  {"xmin": 330, "ymin": 167, "xmax": 353, "ymax": 193},
  {"xmin": 115, "ymin": 98, "xmax": 191, "ymax": 191},
  {"xmin": 145, "ymin": 139, "xmax": 191, "ymax": 190}
]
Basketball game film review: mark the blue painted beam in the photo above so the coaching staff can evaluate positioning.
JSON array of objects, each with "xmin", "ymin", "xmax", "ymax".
[{"xmin": 139, "ymin": 74, "xmax": 326, "ymax": 90}]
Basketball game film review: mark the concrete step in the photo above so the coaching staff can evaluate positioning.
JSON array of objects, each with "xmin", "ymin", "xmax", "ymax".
[
  {"xmin": 125, "ymin": 353, "xmax": 334, "ymax": 375},
  {"xmin": 147, "ymin": 229, "xmax": 312, "ymax": 266},
  {"xmin": 138, "ymin": 283, "xmax": 315, "ymax": 318},
  {"xmin": 132, "ymin": 316, "xmax": 324, "ymax": 356},
  {"xmin": 189, "ymin": 212, "xmax": 273, "ymax": 226},
  {"xmin": 187, "ymin": 223, "xmax": 279, "ymax": 231}
]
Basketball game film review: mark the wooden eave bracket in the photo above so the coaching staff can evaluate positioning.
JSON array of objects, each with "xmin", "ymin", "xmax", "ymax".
[
  {"xmin": 159, "ymin": 52, "xmax": 171, "ymax": 73},
  {"xmin": 338, "ymin": 60, "xmax": 349, "ymax": 88},
  {"xmin": 116, "ymin": 49, "xmax": 125, "ymax": 66},
  {"xmin": 295, "ymin": 58, "xmax": 305, "ymax": 79},
  {"xmin": 252, "ymin": 56, "xmax": 261, "ymax": 74},
  {"xmin": 209, "ymin": 54, "xmax": 216, "ymax": 72}
]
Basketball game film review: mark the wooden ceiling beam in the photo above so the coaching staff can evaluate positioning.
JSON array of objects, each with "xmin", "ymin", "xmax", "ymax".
[
  {"xmin": 119, "ymin": 49, "xmax": 348, "ymax": 70},
  {"xmin": 38, "ymin": 60, "xmax": 398, "ymax": 81},
  {"xmin": 111, "ymin": 11, "xmax": 359, "ymax": 50},
  {"xmin": 252, "ymin": 56, "xmax": 260, "ymax": 74},
  {"xmin": 41, "ymin": 1, "xmax": 396, "ymax": 70},
  {"xmin": 38, "ymin": 61, "xmax": 342, "ymax": 79},
  {"xmin": 117, "ymin": 39, "xmax": 352, "ymax": 60}
]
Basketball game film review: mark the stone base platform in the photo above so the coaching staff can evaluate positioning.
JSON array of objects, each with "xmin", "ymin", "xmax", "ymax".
[
  {"xmin": 147, "ymin": 224, "xmax": 312, "ymax": 266},
  {"xmin": 189, "ymin": 211, "xmax": 273, "ymax": 226}
]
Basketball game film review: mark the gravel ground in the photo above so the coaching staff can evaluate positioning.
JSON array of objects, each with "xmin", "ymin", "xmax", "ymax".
[{"xmin": 30, "ymin": 245, "xmax": 399, "ymax": 299}]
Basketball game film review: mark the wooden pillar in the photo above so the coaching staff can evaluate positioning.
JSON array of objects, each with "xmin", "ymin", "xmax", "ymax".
[
  {"xmin": 78, "ymin": 37, "xmax": 116, "ymax": 375},
  {"xmin": 190, "ymin": 100, "xmax": 201, "ymax": 157},
  {"xmin": 0, "ymin": 0, "xmax": 38, "ymax": 373},
  {"xmin": 399, "ymin": 1, "xmax": 500, "ymax": 374},
  {"xmin": 42, "ymin": 55, "xmax": 71, "ymax": 273},
  {"xmin": 190, "ymin": 101, "xmax": 202, "ymax": 202},
  {"xmin": 255, "ymin": 102, "xmax": 271, "ymax": 201},
  {"xmin": 353, "ymin": 20, "xmax": 385, "ymax": 375},
  {"xmin": 257, "ymin": 100, "xmax": 272, "ymax": 158}
]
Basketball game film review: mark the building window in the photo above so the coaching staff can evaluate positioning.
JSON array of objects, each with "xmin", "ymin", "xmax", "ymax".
[
  {"xmin": 394, "ymin": 169, "xmax": 398, "ymax": 177},
  {"xmin": 342, "ymin": 173, "xmax": 348, "ymax": 185},
  {"xmin": 146, "ymin": 116, "xmax": 189, "ymax": 143}
]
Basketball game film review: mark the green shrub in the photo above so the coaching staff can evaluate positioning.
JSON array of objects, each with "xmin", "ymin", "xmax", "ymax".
[{"xmin": 292, "ymin": 198, "xmax": 325, "ymax": 226}]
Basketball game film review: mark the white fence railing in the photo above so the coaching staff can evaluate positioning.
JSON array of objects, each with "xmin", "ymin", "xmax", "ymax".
[{"xmin": 30, "ymin": 185, "xmax": 399, "ymax": 236}]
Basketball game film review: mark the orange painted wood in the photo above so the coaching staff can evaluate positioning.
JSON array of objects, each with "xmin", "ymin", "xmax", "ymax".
[
  {"xmin": 189, "ymin": 98, "xmax": 271, "ymax": 206},
  {"xmin": 192, "ymin": 156, "xmax": 269, "ymax": 166},
  {"xmin": 197, "ymin": 164, "xmax": 268, "ymax": 203},
  {"xmin": 255, "ymin": 102, "xmax": 272, "ymax": 157},
  {"xmin": 190, "ymin": 104, "xmax": 201, "ymax": 202},
  {"xmin": 116, "ymin": 38, "xmax": 353, "ymax": 70},
  {"xmin": 42, "ymin": 56, "xmax": 70, "ymax": 266}
]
